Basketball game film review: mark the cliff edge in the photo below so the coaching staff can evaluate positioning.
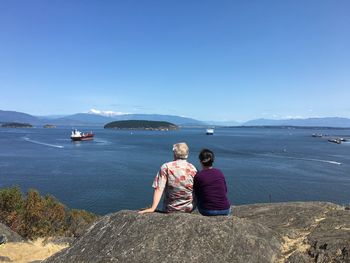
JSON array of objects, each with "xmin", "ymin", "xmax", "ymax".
[{"xmin": 43, "ymin": 202, "xmax": 350, "ymax": 263}]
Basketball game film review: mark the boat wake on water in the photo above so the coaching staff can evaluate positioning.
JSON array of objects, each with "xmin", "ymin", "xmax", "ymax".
[
  {"xmin": 22, "ymin": 137, "xmax": 64, "ymax": 149},
  {"xmin": 294, "ymin": 157, "xmax": 341, "ymax": 165},
  {"xmin": 93, "ymin": 139, "xmax": 111, "ymax": 145},
  {"xmin": 263, "ymin": 153, "xmax": 342, "ymax": 165}
]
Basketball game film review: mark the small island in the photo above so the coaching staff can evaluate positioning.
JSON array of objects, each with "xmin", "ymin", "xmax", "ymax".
[
  {"xmin": 1, "ymin": 122, "xmax": 33, "ymax": 128},
  {"xmin": 104, "ymin": 120, "xmax": 178, "ymax": 131},
  {"xmin": 43, "ymin": 124, "xmax": 57, "ymax": 128}
]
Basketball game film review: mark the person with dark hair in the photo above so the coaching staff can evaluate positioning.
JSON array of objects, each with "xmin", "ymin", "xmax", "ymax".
[{"xmin": 194, "ymin": 149, "xmax": 231, "ymax": 216}]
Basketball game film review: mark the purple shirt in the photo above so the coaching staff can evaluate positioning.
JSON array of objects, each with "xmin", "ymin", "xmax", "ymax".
[{"xmin": 194, "ymin": 168, "xmax": 230, "ymax": 210}]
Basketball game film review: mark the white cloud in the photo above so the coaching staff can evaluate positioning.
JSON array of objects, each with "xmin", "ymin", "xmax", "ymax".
[
  {"xmin": 87, "ymin": 108, "xmax": 129, "ymax": 117},
  {"xmin": 283, "ymin": 115, "xmax": 304, "ymax": 119}
]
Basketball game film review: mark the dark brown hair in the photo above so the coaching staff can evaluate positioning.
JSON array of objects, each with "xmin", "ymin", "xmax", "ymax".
[{"xmin": 199, "ymin": 148, "xmax": 214, "ymax": 166}]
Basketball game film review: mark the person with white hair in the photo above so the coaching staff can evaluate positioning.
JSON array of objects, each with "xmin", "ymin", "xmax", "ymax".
[{"xmin": 139, "ymin": 142, "xmax": 197, "ymax": 213}]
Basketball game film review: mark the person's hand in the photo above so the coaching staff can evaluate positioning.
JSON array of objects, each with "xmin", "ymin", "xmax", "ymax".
[{"xmin": 138, "ymin": 207, "xmax": 155, "ymax": 214}]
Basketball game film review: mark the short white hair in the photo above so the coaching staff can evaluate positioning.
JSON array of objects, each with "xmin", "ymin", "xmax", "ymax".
[{"xmin": 173, "ymin": 142, "xmax": 189, "ymax": 159}]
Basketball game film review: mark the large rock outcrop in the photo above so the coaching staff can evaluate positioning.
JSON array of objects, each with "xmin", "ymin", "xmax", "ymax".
[
  {"xmin": 44, "ymin": 211, "xmax": 281, "ymax": 263},
  {"xmin": 44, "ymin": 202, "xmax": 350, "ymax": 263},
  {"xmin": 233, "ymin": 202, "xmax": 350, "ymax": 263},
  {"xmin": 0, "ymin": 222, "xmax": 24, "ymax": 242}
]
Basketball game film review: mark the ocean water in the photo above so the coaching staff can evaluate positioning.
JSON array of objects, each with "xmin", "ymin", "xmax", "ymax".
[{"xmin": 0, "ymin": 127, "xmax": 349, "ymax": 215}]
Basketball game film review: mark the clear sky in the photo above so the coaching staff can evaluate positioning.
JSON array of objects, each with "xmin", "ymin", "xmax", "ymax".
[{"xmin": 0, "ymin": 1, "xmax": 349, "ymax": 122}]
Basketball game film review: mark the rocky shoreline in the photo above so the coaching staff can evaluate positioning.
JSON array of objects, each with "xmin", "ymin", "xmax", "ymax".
[
  {"xmin": 1, "ymin": 202, "xmax": 349, "ymax": 262},
  {"xmin": 37, "ymin": 202, "xmax": 350, "ymax": 263}
]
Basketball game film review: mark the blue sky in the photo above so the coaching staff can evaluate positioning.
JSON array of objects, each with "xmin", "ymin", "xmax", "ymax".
[{"xmin": 0, "ymin": 1, "xmax": 349, "ymax": 121}]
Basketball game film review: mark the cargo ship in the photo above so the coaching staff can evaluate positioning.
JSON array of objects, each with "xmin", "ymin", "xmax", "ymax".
[{"xmin": 71, "ymin": 129, "xmax": 94, "ymax": 141}]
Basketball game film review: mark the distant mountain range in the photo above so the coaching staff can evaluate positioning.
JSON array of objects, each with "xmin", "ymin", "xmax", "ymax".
[
  {"xmin": 0, "ymin": 110, "xmax": 39, "ymax": 124},
  {"xmin": 242, "ymin": 117, "xmax": 350, "ymax": 128},
  {"xmin": 0, "ymin": 110, "xmax": 205, "ymax": 126},
  {"xmin": 1, "ymin": 110, "xmax": 350, "ymax": 128},
  {"xmin": 205, "ymin": 120, "xmax": 241, "ymax": 126}
]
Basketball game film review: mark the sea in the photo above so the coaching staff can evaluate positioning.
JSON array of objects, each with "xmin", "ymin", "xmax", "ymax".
[{"xmin": 0, "ymin": 127, "xmax": 349, "ymax": 215}]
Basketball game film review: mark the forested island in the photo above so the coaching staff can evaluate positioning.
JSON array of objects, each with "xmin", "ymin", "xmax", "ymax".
[
  {"xmin": 1, "ymin": 122, "xmax": 33, "ymax": 128},
  {"xmin": 104, "ymin": 120, "xmax": 178, "ymax": 130}
]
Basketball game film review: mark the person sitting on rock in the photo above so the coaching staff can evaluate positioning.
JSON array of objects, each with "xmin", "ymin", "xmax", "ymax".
[
  {"xmin": 139, "ymin": 142, "xmax": 197, "ymax": 214},
  {"xmin": 194, "ymin": 149, "xmax": 231, "ymax": 216}
]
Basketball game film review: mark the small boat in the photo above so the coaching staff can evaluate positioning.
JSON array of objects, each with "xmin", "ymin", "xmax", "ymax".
[
  {"xmin": 206, "ymin": 128, "xmax": 214, "ymax": 135},
  {"xmin": 71, "ymin": 129, "xmax": 94, "ymax": 141},
  {"xmin": 328, "ymin": 138, "xmax": 341, "ymax": 144}
]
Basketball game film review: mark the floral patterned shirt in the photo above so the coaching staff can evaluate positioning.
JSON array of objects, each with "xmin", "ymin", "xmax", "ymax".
[{"xmin": 152, "ymin": 159, "xmax": 197, "ymax": 213}]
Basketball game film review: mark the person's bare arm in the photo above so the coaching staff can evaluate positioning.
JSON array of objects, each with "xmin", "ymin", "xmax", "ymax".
[{"xmin": 138, "ymin": 187, "xmax": 164, "ymax": 214}]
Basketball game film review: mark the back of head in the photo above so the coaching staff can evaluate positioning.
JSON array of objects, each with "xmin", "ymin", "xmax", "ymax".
[
  {"xmin": 199, "ymin": 149, "xmax": 214, "ymax": 167},
  {"xmin": 173, "ymin": 142, "xmax": 189, "ymax": 160}
]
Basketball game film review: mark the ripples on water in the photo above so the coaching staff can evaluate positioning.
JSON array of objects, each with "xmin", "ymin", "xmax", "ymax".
[{"xmin": 0, "ymin": 127, "xmax": 349, "ymax": 214}]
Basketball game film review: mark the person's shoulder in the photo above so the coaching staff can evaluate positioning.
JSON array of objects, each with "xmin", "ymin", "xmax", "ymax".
[
  {"xmin": 160, "ymin": 160, "xmax": 173, "ymax": 169},
  {"xmin": 212, "ymin": 168, "xmax": 225, "ymax": 176},
  {"xmin": 186, "ymin": 162, "xmax": 197, "ymax": 171}
]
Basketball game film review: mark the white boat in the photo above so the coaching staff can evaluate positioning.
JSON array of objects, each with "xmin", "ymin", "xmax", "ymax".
[{"xmin": 206, "ymin": 128, "xmax": 214, "ymax": 135}]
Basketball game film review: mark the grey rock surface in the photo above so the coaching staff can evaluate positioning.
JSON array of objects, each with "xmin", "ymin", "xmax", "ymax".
[
  {"xmin": 45, "ymin": 211, "xmax": 281, "ymax": 263},
  {"xmin": 0, "ymin": 223, "xmax": 24, "ymax": 242},
  {"xmin": 233, "ymin": 202, "xmax": 348, "ymax": 262},
  {"xmin": 285, "ymin": 251, "xmax": 313, "ymax": 263},
  {"xmin": 233, "ymin": 202, "xmax": 341, "ymax": 238},
  {"xmin": 44, "ymin": 202, "xmax": 350, "ymax": 263},
  {"xmin": 0, "ymin": 255, "xmax": 12, "ymax": 262},
  {"xmin": 307, "ymin": 210, "xmax": 350, "ymax": 263}
]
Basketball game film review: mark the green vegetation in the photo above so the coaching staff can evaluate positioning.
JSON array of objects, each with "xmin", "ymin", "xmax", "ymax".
[
  {"xmin": 104, "ymin": 120, "xmax": 178, "ymax": 130},
  {"xmin": 0, "ymin": 186, "xmax": 99, "ymax": 239},
  {"xmin": 1, "ymin": 122, "xmax": 33, "ymax": 128}
]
